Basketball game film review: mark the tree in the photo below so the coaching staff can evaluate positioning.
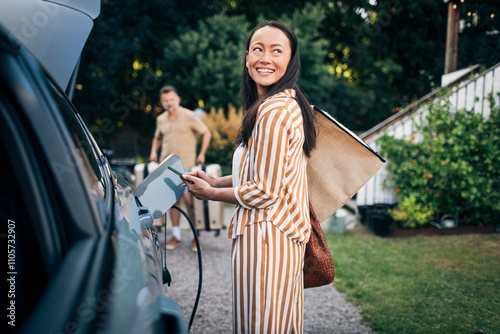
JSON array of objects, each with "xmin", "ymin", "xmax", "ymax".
[
  {"xmin": 73, "ymin": 0, "xmax": 184, "ymax": 146},
  {"xmin": 319, "ymin": 0, "xmax": 499, "ymax": 131},
  {"xmin": 279, "ymin": 3, "xmax": 336, "ymax": 111},
  {"xmin": 222, "ymin": 0, "xmax": 312, "ymax": 22},
  {"xmin": 319, "ymin": 0, "xmax": 449, "ymax": 131},
  {"xmin": 457, "ymin": 3, "xmax": 500, "ymax": 70},
  {"xmin": 160, "ymin": 14, "xmax": 250, "ymax": 111},
  {"xmin": 161, "ymin": 3, "xmax": 335, "ymax": 114},
  {"xmin": 74, "ymin": 0, "xmax": 499, "ymax": 150}
]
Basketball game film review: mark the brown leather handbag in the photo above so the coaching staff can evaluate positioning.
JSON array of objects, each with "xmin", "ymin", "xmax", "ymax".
[{"xmin": 303, "ymin": 203, "xmax": 335, "ymax": 289}]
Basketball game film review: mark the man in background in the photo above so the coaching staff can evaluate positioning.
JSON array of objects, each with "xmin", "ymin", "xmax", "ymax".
[{"xmin": 150, "ymin": 85, "xmax": 211, "ymax": 252}]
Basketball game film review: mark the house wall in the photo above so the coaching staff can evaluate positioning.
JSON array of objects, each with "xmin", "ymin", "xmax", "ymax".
[{"xmin": 356, "ymin": 62, "xmax": 500, "ymax": 209}]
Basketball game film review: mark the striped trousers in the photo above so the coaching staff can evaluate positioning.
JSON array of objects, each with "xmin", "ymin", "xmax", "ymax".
[{"xmin": 231, "ymin": 221, "xmax": 306, "ymax": 334}]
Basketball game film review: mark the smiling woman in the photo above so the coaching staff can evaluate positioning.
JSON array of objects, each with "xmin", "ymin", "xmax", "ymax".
[
  {"xmin": 245, "ymin": 26, "xmax": 292, "ymax": 96},
  {"xmin": 183, "ymin": 20, "xmax": 317, "ymax": 334}
]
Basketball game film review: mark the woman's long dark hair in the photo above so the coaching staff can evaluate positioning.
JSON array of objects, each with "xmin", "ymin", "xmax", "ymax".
[{"xmin": 235, "ymin": 20, "xmax": 317, "ymax": 157}]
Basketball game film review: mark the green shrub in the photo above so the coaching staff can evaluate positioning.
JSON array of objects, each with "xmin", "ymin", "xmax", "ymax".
[
  {"xmin": 388, "ymin": 196, "xmax": 434, "ymax": 228},
  {"xmin": 379, "ymin": 94, "xmax": 500, "ymax": 226}
]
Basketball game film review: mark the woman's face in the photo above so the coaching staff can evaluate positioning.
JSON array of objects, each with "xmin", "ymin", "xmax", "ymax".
[{"xmin": 246, "ymin": 26, "xmax": 292, "ymax": 97}]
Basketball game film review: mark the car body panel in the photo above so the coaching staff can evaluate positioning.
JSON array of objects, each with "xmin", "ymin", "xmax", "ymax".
[
  {"xmin": 0, "ymin": 7, "xmax": 187, "ymax": 333},
  {"xmin": 0, "ymin": 0, "xmax": 98, "ymax": 91},
  {"xmin": 47, "ymin": 0, "xmax": 101, "ymax": 19}
]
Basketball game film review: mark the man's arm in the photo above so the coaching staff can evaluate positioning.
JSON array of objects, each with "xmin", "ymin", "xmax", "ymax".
[
  {"xmin": 196, "ymin": 130, "xmax": 212, "ymax": 164},
  {"xmin": 150, "ymin": 137, "xmax": 160, "ymax": 162}
]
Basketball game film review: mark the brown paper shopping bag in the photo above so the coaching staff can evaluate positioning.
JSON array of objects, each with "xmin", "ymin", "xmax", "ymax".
[{"xmin": 307, "ymin": 106, "xmax": 385, "ymax": 223}]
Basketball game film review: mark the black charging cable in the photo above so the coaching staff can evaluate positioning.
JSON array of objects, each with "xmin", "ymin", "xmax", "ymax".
[
  {"xmin": 161, "ymin": 215, "xmax": 172, "ymax": 286},
  {"xmin": 169, "ymin": 205, "xmax": 202, "ymax": 332}
]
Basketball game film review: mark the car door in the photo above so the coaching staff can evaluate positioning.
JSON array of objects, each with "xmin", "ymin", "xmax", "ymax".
[{"xmin": 0, "ymin": 26, "xmax": 119, "ymax": 333}]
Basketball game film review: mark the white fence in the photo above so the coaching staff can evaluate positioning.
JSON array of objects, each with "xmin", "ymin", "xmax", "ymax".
[{"xmin": 356, "ymin": 62, "xmax": 500, "ymax": 208}]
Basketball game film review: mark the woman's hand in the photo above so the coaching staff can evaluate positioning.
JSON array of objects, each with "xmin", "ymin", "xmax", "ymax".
[
  {"xmin": 182, "ymin": 173, "xmax": 214, "ymax": 201},
  {"xmin": 184, "ymin": 169, "xmax": 218, "ymax": 188},
  {"xmin": 182, "ymin": 172, "xmax": 238, "ymax": 205}
]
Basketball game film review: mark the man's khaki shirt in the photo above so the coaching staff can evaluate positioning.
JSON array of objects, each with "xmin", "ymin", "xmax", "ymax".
[{"xmin": 154, "ymin": 106, "xmax": 208, "ymax": 169}]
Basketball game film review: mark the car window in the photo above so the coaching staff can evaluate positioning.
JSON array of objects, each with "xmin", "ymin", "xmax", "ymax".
[{"xmin": 46, "ymin": 81, "xmax": 109, "ymax": 218}]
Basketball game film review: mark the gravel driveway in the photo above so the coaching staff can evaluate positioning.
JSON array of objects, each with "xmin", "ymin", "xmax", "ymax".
[{"xmin": 160, "ymin": 207, "xmax": 372, "ymax": 334}]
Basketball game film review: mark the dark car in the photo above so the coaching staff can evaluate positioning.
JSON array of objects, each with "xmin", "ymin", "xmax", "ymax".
[{"xmin": 0, "ymin": 1, "xmax": 189, "ymax": 333}]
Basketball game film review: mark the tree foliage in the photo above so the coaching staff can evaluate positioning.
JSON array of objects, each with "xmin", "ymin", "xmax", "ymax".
[
  {"xmin": 73, "ymin": 0, "xmax": 181, "ymax": 145},
  {"xmin": 320, "ymin": 0, "xmax": 448, "ymax": 130},
  {"xmin": 73, "ymin": 0, "xmax": 500, "ymax": 149},
  {"xmin": 161, "ymin": 14, "xmax": 250, "ymax": 111},
  {"xmin": 457, "ymin": 3, "xmax": 500, "ymax": 70},
  {"xmin": 279, "ymin": 3, "xmax": 335, "ymax": 109},
  {"xmin": 160, "ymin": 3, "xmax": 334, "ymax": 114}
]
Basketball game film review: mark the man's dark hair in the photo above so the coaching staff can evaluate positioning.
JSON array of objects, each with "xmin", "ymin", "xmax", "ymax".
[
  {"xmin": 160, "ymin": 85, "xmax": 178, "ymax": 96},
  {"xmin": 236, "ymin": 20, "xmax": 316, "ymax": 157}
]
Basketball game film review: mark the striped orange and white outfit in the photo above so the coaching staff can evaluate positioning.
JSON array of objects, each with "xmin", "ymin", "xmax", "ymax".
[{"xmin": 229, "ymin": 89, "xmax": 311, "ymax": 334}]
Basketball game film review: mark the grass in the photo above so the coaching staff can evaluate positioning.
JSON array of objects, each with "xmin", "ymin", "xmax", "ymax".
[{"xmin": 325, "ymin": 224, "xmax": 500, "ymax": 334}]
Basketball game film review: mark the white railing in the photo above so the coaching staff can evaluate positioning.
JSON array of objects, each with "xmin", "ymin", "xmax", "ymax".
[
  {"xmin": 356, "ymin": 62, "xmax": 500, "ymax": 207},
  {"xmin": 449, "ymin": 63, "xmax": 500, "ymax": 119}
]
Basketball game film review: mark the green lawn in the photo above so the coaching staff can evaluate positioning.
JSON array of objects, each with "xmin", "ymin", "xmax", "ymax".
[{"xmin": 325, "ymin": 224, "xmax": 500, "ymax": 334}]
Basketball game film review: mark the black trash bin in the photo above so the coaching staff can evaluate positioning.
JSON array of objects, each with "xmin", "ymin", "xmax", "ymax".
[{"xmin": 369, "ymin": 208, "xmax": 393, "ymax": 237}]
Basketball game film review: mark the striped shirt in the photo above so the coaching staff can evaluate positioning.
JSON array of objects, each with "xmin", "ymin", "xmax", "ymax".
[{"xmin": 229, "ymin": 89, "xmax": 311, "ymax": 244}]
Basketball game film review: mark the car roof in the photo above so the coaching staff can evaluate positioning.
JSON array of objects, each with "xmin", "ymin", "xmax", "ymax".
[{"xmin": 0, "ymin": 0, "xmax": 100, "ymax": 92}]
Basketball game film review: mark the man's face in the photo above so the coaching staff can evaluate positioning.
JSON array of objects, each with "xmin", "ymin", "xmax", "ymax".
[{"xmin": 160, "ymin": 91, "xmax": 181, "ymax": 113}]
